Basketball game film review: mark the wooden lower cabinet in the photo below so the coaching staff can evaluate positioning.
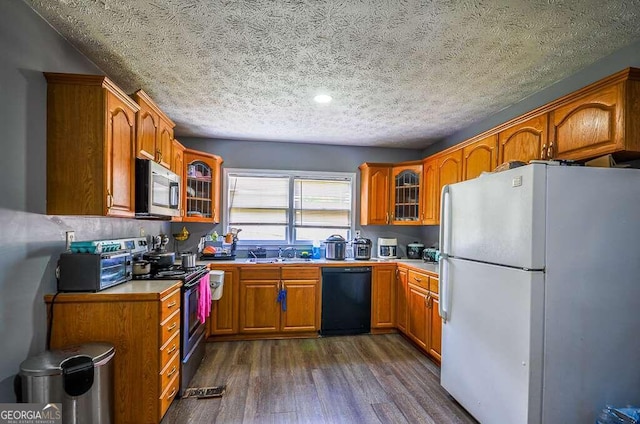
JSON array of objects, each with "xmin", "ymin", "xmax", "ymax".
[
  {"xmin": 400, "ymin": 267, "xmax": 441, "ymax": 362},
  {"xmin": 371, "ymin": 265, "xmax": 396, "ymax": 330},
  {"xmin": 281, "ymin": 279, "xmax": 319, "ymax": 332},
  {"xmin": 45, "ymin": 282, "xmax": 182, "ymax": 424},
  {"xmin": 396, "ymin": 267, "xmax": 408, "ymax": 333},
  {"xmin": 407, "ymin": 283, "xmax": 429, "ymax": 350},
  {"xmin": 238, "ymin": 266, "xmax": 320, "ymax": 336},
  {"xmin": 208, "ymin": 265, "xmax": 239, "ymax": 336},
  {"xmin": 240, "ymin": 277, "xmax": 281, "ymax": 333},
  {"xmin": 428, "ymin": 292, "xmax": 442, "ymax": 361}
]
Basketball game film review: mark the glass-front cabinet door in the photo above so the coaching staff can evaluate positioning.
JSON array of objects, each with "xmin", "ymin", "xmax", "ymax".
[
  {"xmin": 391, "ymin": 164, "xmax": 422, "ymax": 225},
  {"xmin": 182, "ymin": 149, "xmax": 223, "ymax": 223}
]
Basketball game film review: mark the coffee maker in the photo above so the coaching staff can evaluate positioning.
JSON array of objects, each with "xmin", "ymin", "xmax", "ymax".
[{"xmin": 377, "ymin": 238, "xmax": 397, "ymax": 259}]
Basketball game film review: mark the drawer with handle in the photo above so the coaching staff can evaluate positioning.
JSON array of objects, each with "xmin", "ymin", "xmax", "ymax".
[
  {"xmin": 159, "ymin": 371, "xmax": 180, "ymax": 417},
  {"xmin": 160, "ymin": 331, "xmax": 180, "ymax": 368},
  {"xmin": 160, "ymin": 310, "xmax": 180, "ymax": 345},
  {"xmin": 159, "ymin": 351, "xmax": 180, "ymax": 394},
  {"xmin": 407, "ymin": 269, "xmax": 430, "ymax": 290},
  {"xmin": 160, "ymin": 289, "xmax": 180, "ymax": 322}
]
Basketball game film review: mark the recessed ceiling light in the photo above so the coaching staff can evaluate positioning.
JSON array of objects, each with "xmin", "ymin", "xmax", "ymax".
[{"xmin": 314, "ymin": 94, "xmax": 332, "ymax": 104}]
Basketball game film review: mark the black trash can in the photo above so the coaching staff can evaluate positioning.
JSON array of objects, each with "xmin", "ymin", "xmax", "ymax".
[{"xmin": 19, "ymin": 342, "xmax": 115, "ymax": 424}]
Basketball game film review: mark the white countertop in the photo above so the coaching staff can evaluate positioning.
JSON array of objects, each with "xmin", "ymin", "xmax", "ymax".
[
  {"xmin": 101, "ymin": 279, "xmax": 182, "ymax": 294},
  {"xmin": 197, "ymin": 257, "xmax": 440, "ymax": 275}
]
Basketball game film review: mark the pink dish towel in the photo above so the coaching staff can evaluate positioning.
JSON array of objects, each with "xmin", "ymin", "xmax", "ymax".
[{"xmin": 197, "ymin": 274, "xmax": 211, "ymax": 324}]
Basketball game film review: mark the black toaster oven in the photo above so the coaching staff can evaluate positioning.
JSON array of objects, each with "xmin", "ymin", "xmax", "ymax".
[{"xmin": 57, "ymin": 250, "xmax": 132, "ymax": 292}]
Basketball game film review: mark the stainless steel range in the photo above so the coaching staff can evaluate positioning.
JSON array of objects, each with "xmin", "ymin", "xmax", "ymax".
[{"xmin": 132, "ymin": 251, "xmax": 209, "ymax": 396}]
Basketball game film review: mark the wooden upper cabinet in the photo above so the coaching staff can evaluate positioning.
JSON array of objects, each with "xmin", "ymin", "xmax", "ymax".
[
  {"xmin": 548, "ymin": 69, "xmax": 640, "ymax": 161},
  {"xmin": 44, "ymin": 73, "xmax": 139, "ymax": 217},
  {"xmin": 422, "ymin": 156, "xmax": 438, "ymax": 225},
  {"xmin": 132, "ymin": 92, "xmax": 159, "ymax": 162},
  {"xmin": 433, "ymin": 149, "xmax": 463, "ymax": 225},
  {"xmin": 171, "ymin": 139, "xmax": 185, "ymax": 176},
  {"xmin": 462, "ymin": 135, "xmax": 498, "ymax": 180},
  {"xmin": 359, "ymin": 163, "xmax": 392, "ymax": 225},
  {"xmin": 131, "ymin": 90, "xmax": 175, "ymax": 169},
  {"xmin": 106, "ymin": 92, "xmax": 138, "ymax": 217},
  {"xmin": 157, "ymin": 116, "xmax": 174, "ymax": 169},
  {"xmin": 390, "ymin": 164, "xmax": 422, "ymax": 225},
  {"xmin": 499, "ymin": 114, "xmax": 548, "ymax": 164},
  {"xmin": 550, "ymin": 83, "xmax": 623, "ymax": 160},
  {"xmin": 183, "ymin": 149, "xmax": 223, "ymax": 223}
]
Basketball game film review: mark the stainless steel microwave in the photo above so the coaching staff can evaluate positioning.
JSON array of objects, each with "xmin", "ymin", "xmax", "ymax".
[{"xmin": 135, "ymin": 159, "xmax": 180, "ymax": 218}]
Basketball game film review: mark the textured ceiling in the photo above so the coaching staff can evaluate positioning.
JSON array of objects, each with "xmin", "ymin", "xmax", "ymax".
[{"xmin": 25, "ymin": 0, "xmax": 640, "ymax": 148}]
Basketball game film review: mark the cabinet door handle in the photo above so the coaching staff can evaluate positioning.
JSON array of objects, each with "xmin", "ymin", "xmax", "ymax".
[
  {"xmin": 541, "ymin": 144, "xmax": 547, "ymax": 160},
  {"xmin": 414, "ymin": 277, "xmax": 422, "ymax": 282},
  {"xmin": 106, "ymin": 190, "xmax": 113, "ymax": 208},
  {"xmin": 386, "ymin": 212, "xmax": 389, "ymax": 224},
  {"xmin": 167, "ymin": 300, "xmax": 177, "ymax": 308},
  {"xmin": 547, "ymin": 142, "xmax": 554, "ymax": 159},
  {"xmin": 167, "ymin": 366, "xmax": 177, "ymax": 378},
  {"xmin": 167, "ymin": 344, "xmax": 177, "ymax": 354},
  {"xmin": 167, "ymin": 322, "xmax": 177, "ymax": 332}
]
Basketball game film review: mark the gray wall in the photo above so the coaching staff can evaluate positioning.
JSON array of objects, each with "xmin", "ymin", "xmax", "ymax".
[
  {"xmin": 0, "ymin": 1, "xmax": 168, "ymax": 401},
  {"xmin": 424, "ymin": 38, "xmax": 640, "ymax": 156},
  {"xmin": 173, "ymin": 139, "xmax": 438, "ymax": 255}
]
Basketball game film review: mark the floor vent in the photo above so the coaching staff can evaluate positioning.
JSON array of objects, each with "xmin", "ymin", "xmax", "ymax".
[{"xmin": 182, "ymin": 385, "xmax": 226, "ymax": 399}]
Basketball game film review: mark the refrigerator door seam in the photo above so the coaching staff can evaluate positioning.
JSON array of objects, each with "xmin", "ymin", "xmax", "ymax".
[{"xmin": 451, "ymin": 256, "xmax": 545, "ymax": 272}]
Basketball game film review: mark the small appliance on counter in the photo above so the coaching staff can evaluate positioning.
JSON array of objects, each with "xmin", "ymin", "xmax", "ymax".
[
  {"xmin": 324, "ymin": 234, "xmax": 347, "ymax": 260},
  {"xmin": 377, "ymin": 238, "xmax": 397, "ymax": 259},
  {"xmin": 57, "ymin": 237, "xmax": 149, "ymax": 292},
  {"xmin": 422, "ymin": 247, "xmax": 440, "ymax": 263},
  {"xmin": 352, "ymin": 236, "xmax": 372, "ymax": 260},
  {"xmin": 407, "ymin": 242, "xmax": 425, "ymax": 259}
]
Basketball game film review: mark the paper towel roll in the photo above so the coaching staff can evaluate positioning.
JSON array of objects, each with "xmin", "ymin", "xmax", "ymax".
[{"xmin": 209, "ymin": 270, "xmax": 224, "ymax": 301}]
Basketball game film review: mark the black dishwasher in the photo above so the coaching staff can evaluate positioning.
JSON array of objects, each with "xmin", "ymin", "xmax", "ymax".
[{"xmin": 321, "ymin": 267, "xmax": 372, "ymax": 336}]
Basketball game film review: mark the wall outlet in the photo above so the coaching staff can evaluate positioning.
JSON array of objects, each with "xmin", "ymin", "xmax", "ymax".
[
  {"xmin": 139, "ymin": 227, "xmax": 145, "ymax": 237},
  {"xmin": 65, "ymin": 231, "xmax": 75, "ymax": 250}
]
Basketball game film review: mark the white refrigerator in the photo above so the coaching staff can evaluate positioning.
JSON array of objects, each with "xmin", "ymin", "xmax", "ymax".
[{"xmin": 438, "ymin": 163, "xmax": 640, "ymax": 424}]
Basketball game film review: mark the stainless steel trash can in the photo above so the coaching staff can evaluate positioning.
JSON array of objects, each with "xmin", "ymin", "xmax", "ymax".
[{"xmin": 19, "ymin": 342, "xmax": 114, "ymax": 424}]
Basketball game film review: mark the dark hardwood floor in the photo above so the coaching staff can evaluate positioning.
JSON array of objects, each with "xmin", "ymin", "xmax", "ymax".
[{"xmin": 161, "ymin": 334, "xmax": 477, "ymax": 424}]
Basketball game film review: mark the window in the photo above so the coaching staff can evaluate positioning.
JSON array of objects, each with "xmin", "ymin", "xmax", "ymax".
[{"xmin": 225, "ymin": 169, "xmax": 355, "ymax": 244}]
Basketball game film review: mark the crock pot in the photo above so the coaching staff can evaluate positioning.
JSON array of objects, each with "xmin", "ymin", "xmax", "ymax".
[
  {"xmin": 407, "ymin": 242, "xmax": 425, "ymax": 259},
  {"xmin": 324, "ymin": 234, "xmax": 346, "ymax": 260},
  {"xmin": 352, "ymin": 237, "xmax": 372, "ymax": 260},
  {"xmin": 132, "ymin": 260, "xmax": 151, "ymax": 276}
]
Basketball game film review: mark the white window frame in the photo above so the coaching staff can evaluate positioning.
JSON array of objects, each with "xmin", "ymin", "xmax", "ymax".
[{"xmin": 223, "ymin": 168, "xmax": 356, "ymax": 246}]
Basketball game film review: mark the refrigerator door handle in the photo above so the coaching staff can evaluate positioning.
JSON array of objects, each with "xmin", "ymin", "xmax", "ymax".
[
  {"xmin": 439, "ymin": 184, "xmax": 451, "ymax": 322},
  {"xmin": 439, "ymin": 185, "xmax": 451, "ymax": 254},
  {"xmin": 439, "ymin": 253, "xmax": 449, "ymax": 322}
]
